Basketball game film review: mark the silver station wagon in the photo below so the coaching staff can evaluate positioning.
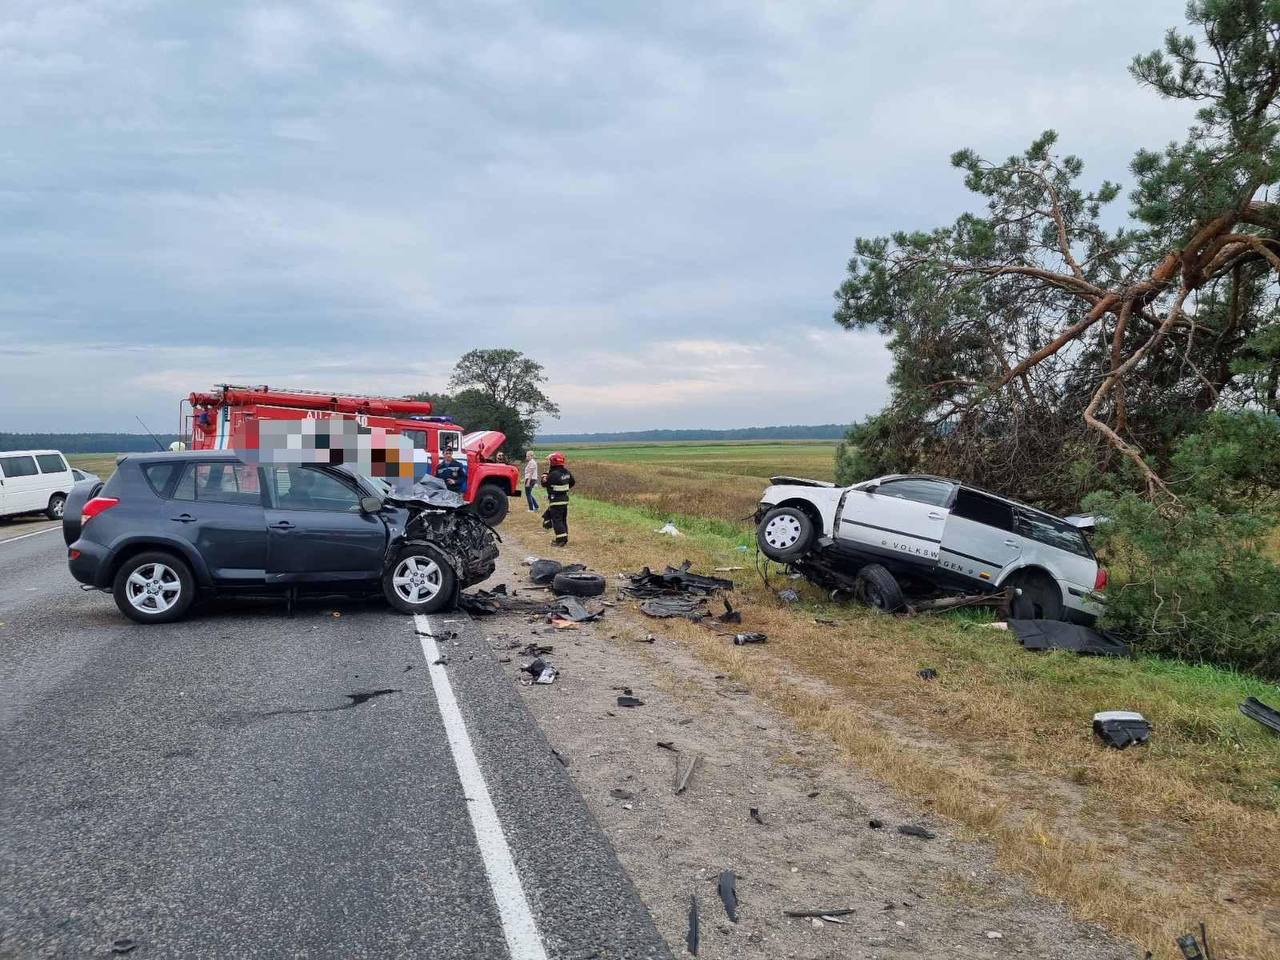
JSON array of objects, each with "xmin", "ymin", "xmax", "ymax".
[{"xmin": 754, "ymin": 474, "xmax": 1106, "ymax": 623}]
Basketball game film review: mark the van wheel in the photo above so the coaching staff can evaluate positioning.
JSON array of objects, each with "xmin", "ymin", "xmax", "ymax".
[
  {"xmin": 855, "ymin": 563, "xmax": 905, "ymax": 613},
  {"xmin": 473, "ymin": 484, "xmax": 510, "ymax": 526},
  {"xmin": 46, "ymin": 493, "xmax": 66, "ymax": 520},
  {"xmin": 113, "ymin": 551, "xmax": 195, "ymax": 624},
  {"xmin": 384, "ymin": 545, "xmax": 457, "ymax": 615},
  {"xmin": 757, "ymin": 506, "xmax": 815, "ymax": 562},
  {"xmin": 1007, "ymin": 571, "xmax": 1065, "ymax": 621}
]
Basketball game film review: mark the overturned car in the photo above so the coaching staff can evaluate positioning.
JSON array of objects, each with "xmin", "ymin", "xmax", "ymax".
[
  {"xmin": 754, "ymin": 474, "xmax": 1105, "ymax": 623},
  {"xmin": 63, "ymin": 451, "xmax": 498, "ymax": 623}
]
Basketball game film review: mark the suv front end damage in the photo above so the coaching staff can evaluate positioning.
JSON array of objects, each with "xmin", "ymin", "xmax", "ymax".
[{"xmin": 382, "ymin": 481, "xmax": 500, "ymax": 592}]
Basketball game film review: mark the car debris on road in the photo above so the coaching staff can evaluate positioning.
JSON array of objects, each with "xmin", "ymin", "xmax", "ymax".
[
  {"xmin": 1092, "ymin": 711, "xmax": 1152, "ymax": 749},
  {"xmin": 1240, "ymin": 696, "xmax": 1280, "ymax": 735}
]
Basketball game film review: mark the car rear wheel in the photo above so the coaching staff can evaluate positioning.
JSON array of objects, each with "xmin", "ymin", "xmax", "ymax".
[
  {"xmin": 384, "ymin": 545, "xmax": 457, "ymax": 615},
  {"xmin": 46, "ymin": 493, "xmax": 66, "ymax": 520},
  {"xmin": 855, "ymin": 563, "xmax": 905, "ymax": 613},
  {"xmin": 756, "ymin": 506, "xmax": 815, "ymax": 562},
  {"xmin": 1007, "ymin": 571, "xmax": 1065, "ymax": 621},
  {"xmin": 112, "ymin": 551, "xmax": 195, "ymax": 624},
  {"xmin": 473, "ymin": 484, "xmax": 510, "ymax": 526}
]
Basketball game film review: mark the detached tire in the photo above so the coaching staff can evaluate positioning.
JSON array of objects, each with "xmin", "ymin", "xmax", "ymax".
[
  {"xmin": 384, "ymin": 544, "xmax": 458, "ymax": 615},
  {"xmin": 1007, "ymin": 571, "xmax": 1065, "ymax": 621},
  {"xmin": 552, "ymin": 571, "xmax": 606, "ymax": 597},
  {"xmin": 756, "ymin": 506, "xmax": 815, "ymax": 562},
  {"xmin": 46, "ymin": 493, "xmax": 66, "ymax": 520},
  {"xmin": 855, "ymin": 563, "xmax": 905, "ymax": 613},
  {"xmin": 113, "ymin": 550, "xmax": 195, "ymax": 624},
  {"xmin": 473, "ymin": 484, "xmax": 510, "ymax": 526}
]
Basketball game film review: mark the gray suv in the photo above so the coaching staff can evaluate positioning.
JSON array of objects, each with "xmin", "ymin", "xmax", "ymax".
[
  {"xmin": 64, "ymin": 451, "xmax": 498, "ymax": 623},
  {"xmin": 755, "ymin": 474, "xmax": 1106, "ymax": 622}
]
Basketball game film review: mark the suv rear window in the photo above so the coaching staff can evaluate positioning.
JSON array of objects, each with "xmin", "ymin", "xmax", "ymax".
[
  {"xmin": 35, "ymin": 454, "xmax": 68, "ymax": 473},
  {"xmin": 141, "ymin": 462, "xmax": 184, "ymax": 497},
  {"xmin": 0, "ymin": 455, "xmax": 37, "ymax": 478},
  {"xmin": 1016, "ymin": 510, "xmax": 1092, "ymax": 558}
]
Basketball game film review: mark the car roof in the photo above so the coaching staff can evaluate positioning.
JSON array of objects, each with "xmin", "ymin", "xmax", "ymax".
[
  {"xmin": 875, "ymin": 474, "xmax": 1072, "ymax": 524},
  {"xmin": 0, "ymin": 449, "xmax": 66, "ymax": 457}
]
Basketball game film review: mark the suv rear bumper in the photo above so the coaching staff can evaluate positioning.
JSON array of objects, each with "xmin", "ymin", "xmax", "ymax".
[{"xmin": 67, "ymin": 539, "xmax": 110, "ymax": 588}]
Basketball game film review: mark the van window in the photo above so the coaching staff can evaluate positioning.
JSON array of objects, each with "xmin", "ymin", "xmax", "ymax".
[
  {"xmin": 1016, "ymin": 510, "xmax": 1093, "ymax": 558},
  {"xmin": 0, "ymin": 455, "xmax": 38, "ymax": 478},
  {"xmin": 952, "ymin": 488, "xmax": 1014, "ymax": 531},
  {"xmin": 35, "ymin": 454, "xmax": 68, "ymax": 474},
  {"xmin": 874, "ymin": 478, "xmax": 954, "ymax": 507}
]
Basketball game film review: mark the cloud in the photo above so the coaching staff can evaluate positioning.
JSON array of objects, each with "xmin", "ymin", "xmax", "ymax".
[{"xmin": 0, "ymin": 0, "xmax": 1199, "ymax": 432}]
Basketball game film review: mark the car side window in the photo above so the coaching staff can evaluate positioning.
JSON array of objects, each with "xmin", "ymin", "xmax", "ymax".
[
  {"xmin": 1016, "ymin": 510, "xmax": 1092, "ymax": 558},
  {"xmin": 874, "ymin": 478, "xmax": 954, "ymax": 507},
  {"xmin": 0, "ymin": 455, "xmax": 38, "ymax": 478},
  {"xmin": 269, "ymin": 466, "xmax": 361, "ymax": 512},
  {"xmin": 36, "ymin": 454, "xmax": 68, "ymax": 473},
  {"xmin": 142, "ymin": 462, "xmax": 184, "ymax": 497},
  {"xmin": 951, "ymin": 488, "xmax": 1014, "ymax": 531},
  {"xmin": 172, "ymin": 462, "xmax": 262, "ymax": 506}
]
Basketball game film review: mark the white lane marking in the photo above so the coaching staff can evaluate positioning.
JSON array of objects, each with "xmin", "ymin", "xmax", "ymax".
[
  {"xmin": 0, "ymin": 526, "xmax": 59, "ymax": 545},
  {"xmin": 414, "ymin": 613, "xmax": 549, "ymax": 960}
]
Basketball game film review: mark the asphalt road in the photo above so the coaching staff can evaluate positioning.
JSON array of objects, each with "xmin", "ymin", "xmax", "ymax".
[{"xmin": 0, "ymin": 529, "xmax": 670, "ymax": 960}]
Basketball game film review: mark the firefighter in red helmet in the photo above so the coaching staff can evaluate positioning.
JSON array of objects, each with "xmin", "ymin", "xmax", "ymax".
[{"xmin": 540, "ymin": 451, "xmax": 575, "ymax": 547}]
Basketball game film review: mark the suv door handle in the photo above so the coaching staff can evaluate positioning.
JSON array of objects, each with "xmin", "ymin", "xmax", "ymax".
[
  {"xmin": 270, "ymin": 520, "xmax": 295, "ymax": 530},
  {"xmin": 928, "ymin": 512, "xmax": 944, "ymax": 520},
  {"xmin": 170, "ymin": 513, "xmax": 196, "ymax": 523}
]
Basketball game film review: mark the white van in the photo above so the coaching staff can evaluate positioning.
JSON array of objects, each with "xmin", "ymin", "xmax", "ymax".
[{"xmin": 0, "ymin": 450, "xmax": 76, "ymax": 520}]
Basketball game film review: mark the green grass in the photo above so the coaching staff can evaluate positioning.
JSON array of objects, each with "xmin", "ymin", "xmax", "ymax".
[{"xmin": 67, "ymin": 453, "xmax": 121, "ymax": 479}]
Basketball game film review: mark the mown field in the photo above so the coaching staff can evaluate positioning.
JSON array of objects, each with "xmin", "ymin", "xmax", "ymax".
[{"xmin": 514, "ymin": 441, "xmax": 1280, "ymax": 960}]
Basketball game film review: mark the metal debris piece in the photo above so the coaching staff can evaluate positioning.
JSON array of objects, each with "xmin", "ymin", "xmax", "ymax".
[
  {"xmin": 777, "ymin": 588, "xmax": 800, "ymax": 604},
  {"xmin": 732, "ymin": 632, "xmax": 767, "ymax": 645},
  {"xmin": 522, "ymin": 658, "xmax": 558, "ymax": 684},
  {"xmin": 657, "ymin": 741, "xmax": 677, "ymax": 752},
  {"xmin": 534, "ymin": 666, "xmax": 557, "ymax": 685},
  {"xmin": 1093, "ymin": 710, "xmax": 1152, "ymax": 749},
  {"xmin": 917, "ymin": 668, "xmax": 938, "ymax": 680},
  {"xmin": 716, "ymin": 599, "xmax": 742, "ymax": 624},
  {"xmin": 749, "ymin": 807, "xmax": 764, "ymax": 825},
  {"xmin": 784, "ymin": 907, "xmax": 855, "ymax": 919},
  {"xmin": 639, "ymin": 595, "xmax": 709, "ymax": 621},
  {"xmin": 616, "ymin": 695, "xmax": 645, "ymax": 708},
  {"xmin": 555, "ymin": 596, "xmax": 604, "ymax": 623},
  {"xmin": 686, "ymin": 896, "xmax": 700, "ymax": 955},
  {"xmin": 897, "ymin": 824, "xmax": 936, "ymax": 839},
  {"xmin": 674, "ymin": 753, "xmax": 703, "ymax": 794},
  {"xmin": 718, "ymin": 871, "xmax": 738, "ymax": 923},
  {"xmin": 111, "ymin": 938, "xmax": 138, "ymax": 955},
  {"xmin": 1240, "ymin": 696, "xmax": 1280, "ymax": 735},
  {"xmin": 521, "ymin": 642, "xmax": 554, "ymax": 657},
  {"xmin": 622, "ymin": 561, "xmax": 734, "ymax": 599},
  {"xmin": 610, "ymin": 788, "xmax": 635, "ymax": 800}
]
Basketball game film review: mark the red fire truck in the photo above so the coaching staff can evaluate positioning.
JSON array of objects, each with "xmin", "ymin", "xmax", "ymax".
[{"xmin": 182, "ymin": 385, "xmax": 520, "ymax": 525}]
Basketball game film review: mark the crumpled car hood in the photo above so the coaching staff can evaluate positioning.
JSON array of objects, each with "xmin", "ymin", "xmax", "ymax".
[
  {"xmin": 384, "ymin": 476, "xmax": 467, "ymax": 510},
  {"xmin": 383, "ymin": 498, "xmax": 499, "ymax": 592}
]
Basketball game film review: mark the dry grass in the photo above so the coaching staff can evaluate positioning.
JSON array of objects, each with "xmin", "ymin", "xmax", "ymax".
[
  {"xmin": 507, "ymin": 497, "xmax": 1280, "ymax": 960},
  {"xmin": 570, "ymin": 461, "xmax": 765, "ymax": 526}
]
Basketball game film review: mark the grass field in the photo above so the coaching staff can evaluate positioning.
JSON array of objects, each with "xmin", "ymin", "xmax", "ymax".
[
  {"xmin": 511, "ymin": 441, "xmax": 1280, "ymax": 959},
  {"xmin": 67, "ymin": 453, "xmax": 122, "ymax": 478}
]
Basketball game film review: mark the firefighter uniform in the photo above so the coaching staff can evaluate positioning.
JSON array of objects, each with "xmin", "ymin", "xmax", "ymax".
[{"xmin": 541, "ymin": 457, "xmax": 575, "ymax": 546}]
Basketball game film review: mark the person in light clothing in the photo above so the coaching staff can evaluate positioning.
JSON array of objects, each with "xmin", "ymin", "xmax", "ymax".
[{"xmin": 523, "ymin": 452, "xmax": 539, "ymax": 511}]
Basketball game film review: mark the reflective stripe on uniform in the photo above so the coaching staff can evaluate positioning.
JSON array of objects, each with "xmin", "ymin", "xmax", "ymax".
[{"xmin": 550, "ymin": 485, "xmax": 571, "ymax": 492}]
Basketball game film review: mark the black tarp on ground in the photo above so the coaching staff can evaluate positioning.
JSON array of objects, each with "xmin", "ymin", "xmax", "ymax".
[{"xmin": 1007, "ymin": 619, "xmax": 1131, "ymax": 657}]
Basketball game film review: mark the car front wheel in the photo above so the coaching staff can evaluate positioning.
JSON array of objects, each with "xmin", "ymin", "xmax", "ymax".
[
  {"xmin": 756, "ymin": 506, "xmax": 815, "ymax": 562},
  {"xmin": 112, "ymin": 551, "xmax": 195, "ymax": 624},
  {"xmin": 384, "ymin": 545, "xmax": 458, "ymax": 615}
]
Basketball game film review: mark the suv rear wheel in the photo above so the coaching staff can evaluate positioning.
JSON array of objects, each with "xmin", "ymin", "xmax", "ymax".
[
  {"xmin": 113, "ymin": 551, "xmax": 195, "ymax": 624},
  {"xmin": 384, "ymin": 544, "xmax": 457, "ymax": 615},
  {"xmin": 757, "ymin": 506, "xmax": 815, "ymax": 562}
]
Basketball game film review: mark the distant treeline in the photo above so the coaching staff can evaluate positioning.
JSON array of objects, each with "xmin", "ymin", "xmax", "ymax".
[
  {"xmin": 536, "ymin": 424, "xmax": 848, "ymax": 443},
  {"xmin": 0, "ymin": 432, "xmax": 181, "ymax": 453}
]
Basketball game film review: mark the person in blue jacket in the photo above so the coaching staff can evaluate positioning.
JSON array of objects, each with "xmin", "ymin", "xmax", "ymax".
[{"xmin": 435, "ymin": 448, "xmax": 467, "ymax": 494}]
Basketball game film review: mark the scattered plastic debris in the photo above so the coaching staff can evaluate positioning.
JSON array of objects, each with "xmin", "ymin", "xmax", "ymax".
[
  {"xmin": 749, "ymin": 807, "xmax": 764, "ymax": 825},
  {"xmin": 986, "ymin": 931, "xmax": 1004, "ymax": 940},
  {"xmin": 657, "ymin": 741, "xmax": 677, "ymax": 752},
  {"xmin": 784, "ymin": 907, "xmax": 856, "ymax": 919},
  {"xmin": 674, "ymin": 752, "xmax": 702, "ymax": 794},
  {"xmin": 732, "ymin": 632, "xmax": 768, "ymax": 645},
  {"xmin": 718, "ymin": 871, "xmax": 739, "ymax": 922},
  {"xmin": 917, "ymin": 668, "xmax": 938, "ymax": 681},
  {"xmin": 610, "ymin": 788, "xmax": 635, "ymax": 801},
  {"xmin": 716, "ymin": 599, "xmax": 742, "ymax": 624},
  {"xmin": 656, "ymin": 522, "xmax": 683, "ymax": 537},
  {"xmin": 897, "ymin": 824, "xmax": 936, "ymax": 839},
  {"xmin": 868, "ymin": 819, "xmax": 884, "ymax": 829},
  {"xmin": 1009, "ymin": 619, "xmax": 1131, "ymax": 656},
  {"xmin": 639, "ymin": 596, "xmax": 708, "ymax": 621},
  {"xmin": 616, "ymin": 695, "xmax": 645, "ymax": 708},
  {"xmin": 622, "ymin": 562, "xmax": 734, "ymax": 598},
  {"xmin": 1093, "ymin": 711, "xmax": 1152, "ymax": 749},
  {"xmin": 110, "ymin": 938, "xmax": 138, "ymax": 955},
  {"xmin": 777, "ymin": 588, "xmax": 800, "ymax": 604},
  {"xmin": 522, "ymin": 658, "xmax": 558, "ymax": 685},
  {"xmin": 1240, "ymin": 696, "xmax": 1280, "ymax": 735},
  {"xmin": 686, "ymin": 896, "xmax": 700, "ymax": 955}
]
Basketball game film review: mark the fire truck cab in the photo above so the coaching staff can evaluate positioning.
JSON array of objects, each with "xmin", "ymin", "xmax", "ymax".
[{"xmin": 183, "ymin": 386, "xmax": 520, "ymax": 525}]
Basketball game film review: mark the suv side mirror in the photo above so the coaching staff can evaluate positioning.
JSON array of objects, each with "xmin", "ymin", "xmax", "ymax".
[{"xmin": 359, "ymin": 496, "xmax": 383, "ymax": 514}]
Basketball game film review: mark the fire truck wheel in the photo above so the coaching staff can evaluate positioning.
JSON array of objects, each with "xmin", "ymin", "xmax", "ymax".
[
  {"xmin": 473, "ymin": 484, "xmax": 510, "ymax": 526},
  {"xmin": 384, "ymin": 545, "xmax": 457, "ymax": 615}
]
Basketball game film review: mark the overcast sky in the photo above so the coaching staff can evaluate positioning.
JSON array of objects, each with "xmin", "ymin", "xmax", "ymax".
[{"xmin": 0, "ymin": 0, "xmax": 1196, "ymax": 434}]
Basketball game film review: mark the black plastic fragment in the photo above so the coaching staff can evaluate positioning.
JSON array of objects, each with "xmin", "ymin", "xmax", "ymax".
[
  {"xmin": 917, "ymin": 668, "xmax": 938, "ymax": 680},
  {"xmin": 1092, "ymin": 711, "xmax": 1152, "ymax": 749},
  {"xmin": 686, "ymin": 896, "xmax": 699, "ymax": 955},
  {"xmin": 111, "ymin": 939, "xmax": 138, "ymax": 955},
  {"xmin": 610, "ymin": 788, "xmax": 634, "ymax": 800},
  {"xmin": 656, "ymin": 741, "xmax": 676, "ymax": 751},
  {"xmin": 897, "ymin": 824, "xmax": 936, "ymax": 839},
  {"xmin": 732, "ymin": 632, "xmax": 768, "ymax": 645},
  {"xmin": 1009, "ymin": 619, "xmax": 1131, "ymax": 657},
  {"xmin": 1240, "ymin": 696, "xmax": 1280, "ymax": 735},
  {"xmin": 868, "ymin": 818, "xmax": 884, "ymax": 829},
  {"xmin": 716, "ymin": 599, "xmax": 742, "ymax": 624},
  {"xmin": 617, "ymin": 695, "xmax": 645, "ymax": 708},
  {"xmin": 749, "ymin": 807, "xmax": 764, "ymax": 825},
  {"xmin": 718, "ymin": 870, "xmax": 739, "ymax": 922},
  {"xmin": 784, "ymin": 907, "xmax": 856, "ymax": 919}
]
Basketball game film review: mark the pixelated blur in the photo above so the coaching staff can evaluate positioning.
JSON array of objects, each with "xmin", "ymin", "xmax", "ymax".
[{"xmin": 238, "ymin": 418, "xmax": 420, "ymax": 481}]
